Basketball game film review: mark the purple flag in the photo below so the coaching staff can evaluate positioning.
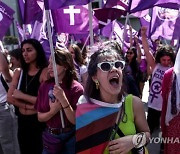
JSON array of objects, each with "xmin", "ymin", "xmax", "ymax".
[
  {"xmin": 44, "ymin": 0, "xmax": 95, "ymax": 10},
  {"xmin": 94, "ymin": 8, "xmax": 125, "ymax": 28},
  {"xmin": 17, "ymin": 0, "xmax": 25, "ymax": 21},
  {"xmin": 0, "ymin": 2, "xmax": 15, "ymax": 40},
  {"xmin": 101, "ymin": 20, "xmax": 137, "ymax": 51},
  {"xmin": 52, "ymin": 5, "xmax": 99, "ymax": 34},
  {"xmin": 172, "ymin": 16, "xmax": 180, "ymax": 40},
  {"xmin": 150, "ymin": 6, "xmax": 179, "ymax": 40},
  {"xmin": 24, "ymin": 0, "xmax": 43, "ymax": 24},
  {"xmin": 130, "ymin": 0, "xmax": 180, "ymax": 13},
  {"xmin": 104, "ymin": 0, "xmax": 129, "ymax": 11},
  {"xmin": 16, "ymin": 21, "xmax": 24, "ymax": 43},
  {"xmin": 139, "ymin": 14, "xmax": 151, "ymax": 36}
]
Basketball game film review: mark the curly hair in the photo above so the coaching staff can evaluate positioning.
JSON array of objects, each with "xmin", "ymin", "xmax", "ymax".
[{"xmin": 155, "ymin": 45, "xmax": 175, "ymax": 64}]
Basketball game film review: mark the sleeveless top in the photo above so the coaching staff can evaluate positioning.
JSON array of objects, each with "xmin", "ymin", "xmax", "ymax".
[
  {"xmin": 76, "ymin": 95, "xmax": 137, "ymax": 154},
  {"xmin": 148, "ymin": 63, "xmax": 170, "ymax": 111},
  {"xmin": 0, "ymin": 73, "xmax": 8, "ymax": 103},
  {"xmin": 19, "ymin": 69, "xmax": 42, "ymax": 96}
]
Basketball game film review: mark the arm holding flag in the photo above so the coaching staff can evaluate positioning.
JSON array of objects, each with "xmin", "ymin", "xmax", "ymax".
[{"xmin": 141, "ymin": 27, "xmax": 156, "ymax": 73}]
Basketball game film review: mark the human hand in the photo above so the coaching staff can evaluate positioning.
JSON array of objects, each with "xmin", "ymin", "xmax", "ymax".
[
  {"xmin": 141, "ymin": 27, "xmax": 147, "ymax": 36},
  {"xmin": 53, "ymin": 85, "xmax": 67, "ymax": 102},
  {"xmin": 49, "ymin": 99, "xmax": 62, "ymax": 113},
  {"xmin": 134, "ymin": 36, "xmax": 139, "ymax": 43},
  {"xmin": 108, "ymin": 135, "xmax": 134, "ymax": 154},
  {"xmin": 12, "ymin": 89, "xmax": 23, "ymax": 99}
]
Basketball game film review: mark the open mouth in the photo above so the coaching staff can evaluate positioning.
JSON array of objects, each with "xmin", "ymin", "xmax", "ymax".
[{"xmin": 109, "ymin": 76, "xmax": 119, "ymax": 87}]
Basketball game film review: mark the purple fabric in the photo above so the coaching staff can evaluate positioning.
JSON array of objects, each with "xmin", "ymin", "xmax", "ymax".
[
  {"xmin": 15, "ymin": 21, "xmax": 24, "ymax": 43},
  {"xmin": 44, "ymin": 0, "xmax": 95, "ymax": 10},
  {"xmin": 130, "ymin": 0, "xmax": 180, "ymax": 13},
  {"xmin": 0, "ymin": 2, "xmax": 15, "ymax": 40},
  {"xmin": 17, "ymin": 0, "xmax": 25, "ymax": 21},
  {"xmin": 24, "ymin": 0, "xmax": 43, "ymax": 24},
  {"xmin": 94, "ymin": 8, "xmax": 125, "ymax": 28},
  {"xmin": 139, "ymin": 14, "xmax": 151, "ymax": 36},
  {"xmin": 172, "ymin": 16, "xmax": 180, "ymax": 40},
  {"xmin": 150, "ymin": 6, "xmax": 179, "ymax": 40},
  {"xmin": 36, "ymin": 80, "xmax": 84, "ymax": 128},
  {"xmin": 101, "ymin": 20, "xmax": 138, "ymax": 51},
  {"xmin": 52, "ymin": 5, "xmax": 99, "ymax": 34},
  {"xmin": 104, "ymin": 0, "xmax": 129, "ymax": 11}
]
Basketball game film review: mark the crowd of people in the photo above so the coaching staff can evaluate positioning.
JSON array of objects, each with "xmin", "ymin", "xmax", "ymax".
[{"xmin": 0, "ymin": 26, "xmax": 179, "ymax": 154}]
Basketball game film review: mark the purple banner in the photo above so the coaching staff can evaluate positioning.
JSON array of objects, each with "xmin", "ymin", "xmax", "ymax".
[
  {"xmin": 104, "ymin": 0, "xmax": 129, "ymax": 11},
  {"xmin": 44, "ymin": 0, "xmax": 95, "ymax": 10},
  {"xmin": 150, "ymin": 6, "xmax": 179, "ymax": 40},
  {"xmin": 0, "ymin": 2, "xmax": 15, "ymax": 40},
  {"xmin": 130, "ymin": 0, "xmax": 180, "ymax": 13},
  {"xmin": 52, "ymin": 5, "xmax": 99, "ymax": 34}
]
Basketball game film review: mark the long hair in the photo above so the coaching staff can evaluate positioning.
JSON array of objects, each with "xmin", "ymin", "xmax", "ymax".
[
  {"xmin": 125, "ymin": 47, "xmax": 139, "ymax": 79},
  {"xmin": 20, "ymin": 39, "xmax": 48, "ymax": 71},
  {"xmin": 69, "ymin": 44, "xmax": 84, "ymax": 66},
  {"xmin": 85, "ymin": 41, "xmax": 126, "ymax": 102},
  {"xmin": 54, "ymin": 49, "xmax": 78, "ymax": 89}
]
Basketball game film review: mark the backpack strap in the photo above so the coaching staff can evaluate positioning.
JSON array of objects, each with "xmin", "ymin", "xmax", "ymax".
[{"xmin": 0, "ymin": 74, "xmax": 9, "ymax": 92}]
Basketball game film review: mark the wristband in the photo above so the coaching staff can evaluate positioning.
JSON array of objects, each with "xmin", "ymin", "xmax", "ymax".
[
  {"xmin": 63, "ymin": 105, "xmax": 70, "ymax": 109},
  {"xmin": 132, "ymin": 132, "xmax": 146, "ymax": 149}
]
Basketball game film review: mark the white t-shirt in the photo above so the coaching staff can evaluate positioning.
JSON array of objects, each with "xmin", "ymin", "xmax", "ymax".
[{"xmin": 148, "ymin": 64, "xmax": 170, "ymax": 111}]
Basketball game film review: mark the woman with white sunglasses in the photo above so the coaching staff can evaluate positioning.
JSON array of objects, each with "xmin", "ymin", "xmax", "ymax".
[{"xmin": 76, "ymin": 40, "xmax": 150, "ymax": 154}]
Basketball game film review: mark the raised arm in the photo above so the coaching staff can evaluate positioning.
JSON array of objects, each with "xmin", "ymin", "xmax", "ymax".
[
  {"xmin": 0, "ymin": 51, "xmax": 13, "ymax": 82},
  {"xmin": 141, "ymin": 27, "xmax": 156, "ymax": 72},
  {"xmin": 134, "ymin": 36, "xmax": 142, "ymax": 63}
]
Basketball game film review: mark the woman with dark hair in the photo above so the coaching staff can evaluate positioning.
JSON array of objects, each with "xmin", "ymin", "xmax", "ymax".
[
  {"xmin": 36, "ymin": 49, "xmax": 84, "ymax": 154},
  {"xmin": 76, "ymin": 41, "xmax": 150, "ymax": 154},
  {"xmin": 68, "ymin": 44, "xmax": 88, "ymax": 87},
  {"xmin": 8, "ymin": 48, "xmax": 21, "ymax": 71},
  {"xmin": 7, "ymin": 39, "xmax": 48, "ymax": 154},
  {"xmin": 141, "ymin": 27, "xmax": 175, "ymax": 134}
]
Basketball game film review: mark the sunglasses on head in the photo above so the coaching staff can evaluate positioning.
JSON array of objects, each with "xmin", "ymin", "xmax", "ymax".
[{"xmin": 97, "ymin": 60, "xmax": 125, "ymax": 72}]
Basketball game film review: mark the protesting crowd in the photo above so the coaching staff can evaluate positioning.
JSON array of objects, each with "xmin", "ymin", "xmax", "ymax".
[{"xmin": 0, "ymin": 0, "xmax": 179, "ymax": 154}]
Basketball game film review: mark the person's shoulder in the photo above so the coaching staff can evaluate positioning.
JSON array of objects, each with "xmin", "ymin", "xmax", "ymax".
[
  {"xmin": 40, "ymin": 67, "xmax": 48, "ymax": 82},
  {"xmin": 165, "ymin": 67, "xmax": 174, "ymax": 75},
  {"xmin": 131, "ymin": 95, "xmax": 144, "ymax": 111},
  {"xmin": 72, "ymin": 80, "xmax": 84, "ymax": 89}
]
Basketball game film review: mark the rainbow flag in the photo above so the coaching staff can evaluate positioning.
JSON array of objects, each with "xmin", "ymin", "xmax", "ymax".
[{"xmin": 76, "ymin": 96, "xmax": 119, "ymax": 154}]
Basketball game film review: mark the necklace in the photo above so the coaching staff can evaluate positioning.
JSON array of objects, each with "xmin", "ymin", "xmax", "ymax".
[{"xmin": 25, "ymin": 72, "xmax": 37, "ymax": 92}]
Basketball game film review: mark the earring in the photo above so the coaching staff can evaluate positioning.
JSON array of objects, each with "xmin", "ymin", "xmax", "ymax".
[{"xmin": 95, "ymin": 80, "xmax": 99, "ymax": 89}]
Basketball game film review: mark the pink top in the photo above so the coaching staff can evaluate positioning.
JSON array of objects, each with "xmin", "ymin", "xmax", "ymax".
[{"xmin": 36, "ymin": 80, "xmax": 84, "ymax": 128}]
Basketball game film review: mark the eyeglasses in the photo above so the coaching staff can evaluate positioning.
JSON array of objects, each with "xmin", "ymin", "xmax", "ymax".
[
  {"xmin": 97, "ymin": 60, "xmax": 125, "ymax": 72},
  {"xmin": 126, "ymin": 52, "xmax": 133, "ymax": 55}
]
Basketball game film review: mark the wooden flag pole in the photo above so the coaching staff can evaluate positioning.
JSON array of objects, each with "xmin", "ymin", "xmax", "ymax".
[{"xmin": 45, "ymin": 9, "xmax": 65, "ymax": 128}]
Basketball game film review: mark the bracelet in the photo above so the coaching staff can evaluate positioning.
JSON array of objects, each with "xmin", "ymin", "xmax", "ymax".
[
  {"xmin": 63, "ymin": 105, "xmax": 70, "ymax": 109},
  {"xmin": 132, "ymin": 132, "xmax": 146, "ymax": 149}
]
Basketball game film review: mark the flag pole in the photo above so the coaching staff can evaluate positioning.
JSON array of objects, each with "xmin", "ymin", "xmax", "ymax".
[
  {"xmin": 88, "ymin": 2, "xmax": 94, "ymax": 47},
  {"xmin": 80, "ymin": 34, "xmax": 90, "ymax": 53},
  {"xmin": 0, "ymin": 41, "xmax": 5, "ymax": 53},
  {"xmin": 122, "ymin": 13, "xmax": 129, "ymax": 51},
  {"xmin": 45, "ymin": 9, "xmax": 65, "ymax": 128}
]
